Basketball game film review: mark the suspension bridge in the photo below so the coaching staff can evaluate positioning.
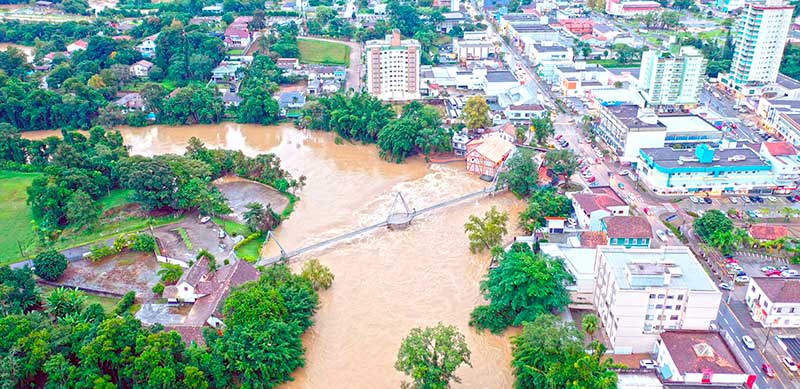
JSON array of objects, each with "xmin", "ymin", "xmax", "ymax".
[{"xmin": 256, "ymin": 151, "xmax": 515, "ymax": 266}]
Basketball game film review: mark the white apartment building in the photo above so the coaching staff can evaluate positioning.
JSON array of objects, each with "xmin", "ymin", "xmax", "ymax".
[
  {"xmin": 452, "ymin": 32, "xmax": 494, "ymax": 61},
  {"xmin": 745, "ymin": 277, "xmax": 800, "ymax": 328},
  {"xmin": 638, "ymin": 46, "xmax": 707, "ymax": 107},
  {"xmin": 593, "ymin": 246, "xmax": 722, "ymax": 354},
  {"xmin": 365, "ymin": 30, "xmax": 421, "ymax": 101},
  {"xmin": 723, "ymin": 0, "xmax": 795, "ymax": 96},
  {"xmin": 529, "ymin": 43, "xmax": 573, "ymax": 85}
]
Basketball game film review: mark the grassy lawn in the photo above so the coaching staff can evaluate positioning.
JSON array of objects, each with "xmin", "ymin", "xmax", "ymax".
[
  {"xmin": 213, "ymin": 217, "xmax": 250, "ymax": 237},
  {"xmin": 0, "ymin": 171, "xmax": 42, "ymax": 261},
  {"xmin": 587, "ymin": 59, "xmax": 641, "ymax": 68},
  {"xmin": 298, "ymin": 38, "xmax": 351, "ymax": 66},
  {"xmin": 97, "ymin": 189, "xmax": 134, "ymax": 211},
  {"xmin": 40, "ymin": 285, "xmax": 121, "ymax": 314},
  {"xmin": 227, "ymin": 49, "xmax": 244, "ymax": 55},
  {"xmin": 235, "ymin": 234, "xmax": 266, "ymax": 262}
]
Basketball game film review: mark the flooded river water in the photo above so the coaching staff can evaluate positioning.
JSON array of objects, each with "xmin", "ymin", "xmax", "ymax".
[{"xmin": 23, "ymin": 123, "xmax": 523, "ymax": 388}]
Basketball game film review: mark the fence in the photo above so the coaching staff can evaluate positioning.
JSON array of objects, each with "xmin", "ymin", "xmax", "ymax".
[{"xmin": 36, "ymin": 279, "xmax": 126, "ymax": 299}]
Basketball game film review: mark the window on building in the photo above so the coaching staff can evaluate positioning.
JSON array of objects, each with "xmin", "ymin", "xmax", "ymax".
[
  {"xmin": 649, "ymin": 294, "xmax": 656, "ymax": 299},
  {"xmin": 677, "ymin": 294, "xmax": 684, "ymax": 300},
  {"xmin": 776, "ymin": 308, "xmax": 782, "ymax": 313},
  {"xmin": 658, "ymin": 294, "xmax": 665, "ymax": 299},
  {"xmin": 670, "ymin": 315, "xmax": 679, "ymax": 320},
  {"xmin": 656, "ymin": 304, "xmax": 663, "ymax": 309},
  {"xmin": 645, "ymin": 314, "xmax": 654, "ymax": 320},
  {"xmin": 666, "ymin": 306, "xmax": 673, "ymax": 310}
]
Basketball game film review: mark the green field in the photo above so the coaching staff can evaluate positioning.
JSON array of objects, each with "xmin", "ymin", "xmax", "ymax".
[
  {"xmin": 98, "ymin": 189, "xmax": 134, "ymax": 211},
  {"xmin": 214, "ymin": 217, "xmax": 250, "ymax": 237},
  {"xmin": 298, "ymin": 38, "xmax": 351, "ymax": 66},
  {"xmin": 0, "ymin": 171, "xmax": 42, "ymax": 261},
  {"xmin": 235, "ymin": 234, "xmax": 266, "ymax": 262}
]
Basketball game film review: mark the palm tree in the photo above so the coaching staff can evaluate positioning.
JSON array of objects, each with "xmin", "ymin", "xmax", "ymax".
[
  {"xmin": 710, "ymin": 230, "xmax": 738, "ymax": 255},
  {"xmin": 733, "ymin": 227, "xmax": 751, "ymax": 250},
  {"xmin": 582, "ymin": 314, "xmax": 599, "ymax": 342},
  {"xmin": 243, "ymin": 202, "xmax": 267, "ymax": 233},
  {"xmin": 158, "ymin": 263, "xmax": 184, "ymax": 284},
  {"xmin": 300, "ymin": 259, "xmax": 335, "ymax": 290},
  {"xmin": 46, "ymin": 287, "xmax": 87, "ymax": 319},
  {"xmin": 464, "ymin": 207, "xmax": 509, "ymax": 254}
]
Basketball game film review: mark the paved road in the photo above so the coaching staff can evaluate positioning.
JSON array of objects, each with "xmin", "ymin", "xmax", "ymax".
[{"xmin": 717, "ymin": 303, "xmax": 777, "ymax": 389}]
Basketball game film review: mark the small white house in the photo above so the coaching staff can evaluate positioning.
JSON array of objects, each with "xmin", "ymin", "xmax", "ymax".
[
  {"xmin": 746, "ymin": 277, "xmax": 800, "ymax": 328},
  {"xmin": 129, "ymin": 60, "xmax": 154, "ymax": 78},
  {"xmin": 66, "ymin": 39, "xmax": 88, "ymax": 53},
  {"xmin": 571, "ymin": 186, "xmax": 629, "ymax": 230}
]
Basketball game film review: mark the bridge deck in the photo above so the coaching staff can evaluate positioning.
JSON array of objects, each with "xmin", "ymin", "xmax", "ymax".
[{"xmin": 257, "ymin": 187, "xmax": 499, "ymax": 266}]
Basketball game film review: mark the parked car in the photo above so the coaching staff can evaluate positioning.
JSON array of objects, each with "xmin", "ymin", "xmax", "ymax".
[
  {"xmin": 704, "ymin": 197, "xmax": 713, "ymax": 204},
  {"xmin": 783, "ymin": 357, "xmax": 798, "ymax": 372},
  {"xmin": 754, "ymin": 196, "xmax": 765, "ymax": 203},
  {"xmin": 199, "ymin": 216, "xmax": 211, "ymax": 224},
  {"xmin": 729, "ymin": 197, "xmax": 738, "ymax": 204},
  {"xmin": 639, "ymin": 360, "xmax": 657, "ymax": 369},
  {"xmin": 762, "ymin": 363, "xmax": 776, "ymax": 378},
  {"xmin": 742, "ymin": 335, "xmax": 755, "ymax": 350},
  {"xmin": 587, "ymin": 176, "xmax": 596, "ymax": 183},
  {"xmin": 734, "ymin": 275, "xmax": 750, "ymax": 284},
  {"xmin": 766, "ymin": 269, "xmax": 783, "ymax": 277},
  {"xmin": 656, "ymin": 230, "xmax": 668, "ymax": 241},
  {"xmin": 788, "ymin": 196, "xmax": 797, "ymax": 203},
  {"xmin": 718, "ymin": 282, "xmax": 732, "ymax": 291},
  {"xmin": 761, "ymin": 266, "xmax": 776, "ymax": 272},
  {"xmin": 742, "ymin": 196, "xmax": 752, "ymax": 204},
  {"xmin": 556, "ymin": 135, "xmax": 563, "ymax": 140},
  {"xmin": 666, "ymin": 230, "xmax": 675, "ymax": 237},
  {"xmin": 767, "ymin": 195, "xmax": 778, "ymax": 202},
  {"xmin": 782, "ymin": 270, "xmax": 799, "ymax": 278},
  {"xmin": 689, "ymin": 196, "xmax": 700, "ymax": 204},
  {"xmin": 780, "ymin": 265, "xmax": 791, "ymax": 271},
  {"xmin": 619, "ymin": 170, "xmax": 630, "ymax": 176}
]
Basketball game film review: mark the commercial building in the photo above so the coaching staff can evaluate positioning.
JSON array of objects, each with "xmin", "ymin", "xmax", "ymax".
[
  {"xmin": 452, "ymin": 32, "xmax": 495, "ymax": 61},
  {"xmin": 722, "ymin": 0, "xmax": 795, "ymax": 96},
  {"xmin": 593, "ymin": 246, "xmax": 722, "ymax": 354},
  {"xmin": 571, "ymin": 186, "xmax": 629, "ymax": 231},
  {"xmin": 529, "ymin": 43, "xmax": 574, "ymax": 84},
  {"xmin": 637, "ymin": 46, "xmax": 707, "ymax": 108},
  {"xmin": 654, "ymin": 330, "xmax": 755, "ymax": 387},
  {"xmin": 759, "ymin": 142, "xmax": 800, "ymax": 193},
  {"xmin": 637, "ymin": 144, "xmax": 774, "ymax": 196},
  {"xmin": 596, "ymin": 105, "xmax": 722, "ymax": 161},
  {"xmin": 745, "ymin": 277, "xmax": 800, "ymax": 328},
  {"xmin": 605, "ymin": 0, "xmax": 661, "ymax": 17},
  {"xmin": 366, "ymin": 30, "xmax": 421, "ymax": 101}
]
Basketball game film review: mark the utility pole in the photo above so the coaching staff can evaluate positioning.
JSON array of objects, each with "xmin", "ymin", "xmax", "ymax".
[{"xmin": 761, "ymin": 324, "xmax": 773, "ymax": 354}]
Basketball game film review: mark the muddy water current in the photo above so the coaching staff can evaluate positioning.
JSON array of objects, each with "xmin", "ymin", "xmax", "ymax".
[{"xmin": 23, "ymin": 123, "xmax": 523, "ymax": 388}]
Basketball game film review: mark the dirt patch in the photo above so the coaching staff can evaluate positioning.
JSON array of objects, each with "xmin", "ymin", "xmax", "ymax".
[
  {"xmin": 214, "ymin": 176, "xmax": 289, "ymax": 223},
  {"xmin": 153, "ymin": 217, "xmax": 235, "ymax": 262},
  {"xmin": 58, "ymin": 251, "xmax": 160, "ymax": 301}
]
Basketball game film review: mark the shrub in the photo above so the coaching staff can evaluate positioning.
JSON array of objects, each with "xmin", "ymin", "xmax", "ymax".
[
  {"xmin": 176, "ymin": 228, "xmax": 193, "ymax": 250},
  {"xmin": 33, "ymin": 250, "xmax": 68, "ymax": 281},
  {"xmin": 114, "ymin": 291, "xmax": 136, "ymax": 315},
  {"xmin": 152, "ymin": 282, "xmax": 165, "ymax": 295},
  {"xmin": 131, "ymin": 233, "xmax": 157, "ymax": 252},
  {"xmin": 234, "ymin": 231, "xmax": 264, "ymax": 250},
  {"xmin": 89, "ymin": 244, "xmax": 119, "ymax": 262}
]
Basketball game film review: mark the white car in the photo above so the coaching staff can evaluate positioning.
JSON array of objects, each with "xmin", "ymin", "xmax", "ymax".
[
  {"xmin": 783, "ymin": 357, "xmax": 798, "ymax": 372},
  {"xmin": 782, "ymin": 270, "xmax": 799, "ymax": 278},
  {"xmin": 718, "ymin": 282, "xmax": 732, "ymax": 291},
  {"xmin": 689, "ymin": 196, "xmax": 700, "ymax": 204},
  {"xmin": 735, "ymin": 275, "xmax": 750, "ymax": 284},
  {"xmin": 729, "ymin": 197, "xmax": 738, "ymax": 204},
  {"xmin": 768, "ymin": 196, "xmax": 778, "ymax": 202},
  {"xmin": 656, "ymin": 230, "xmax": 668, "ymax": 241},
  {"xmin": 199, "ymin": 216, "xmax": 211, "ymax": 224},
  {"xmin": 619, "ymin": 170, "xmax": 631, "ymax": 176},
  {"xmin": 742, "ymin": 196, "xmax": 752, "ymax": 203},
  {"xmin": 639, "ymin": 359, "xmax": 657, "ymax": 369},
  {"xmin": 742, "ymin": 335, "xmax": 755, "ymax": 350},
  {"xmin": 761, "ymin": 266, "xmax": 776, "ymax": 272}
]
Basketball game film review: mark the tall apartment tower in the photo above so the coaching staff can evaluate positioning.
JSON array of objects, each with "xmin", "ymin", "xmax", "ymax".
[
  {"xmin": 365, "ymin": 30, "xmax": 421, "ymax": 101},
  {"xmin": 638, "ymin": 46, "xmax": 708, "ymax": 107},
  {"xmin": 725, "ymin": 0, "xmax": 795, "ymax": 96}
]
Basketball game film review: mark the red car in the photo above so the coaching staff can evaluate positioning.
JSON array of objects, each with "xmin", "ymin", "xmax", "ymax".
[
  {"xmin": 556, "ymin": 135, "xmax": 563, "ymax": 140},
  {"xmin": 766, "ymin": 269, "xmax": 782, "ymax": 277},
  {"xmin": 726, "ymin": 258, "xmax": 738, "ymax": 264},
  {"xmin": 587, "ymin": 176, "xmax": 596, "ymax": 183},
  {"xmin": 762, "ymin": 363, "xmax": 776, "ymax": 378}
]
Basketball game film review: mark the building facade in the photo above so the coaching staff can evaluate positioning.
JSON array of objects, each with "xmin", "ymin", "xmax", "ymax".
[
  {"xmin": 601, "ymin": 216, "xmax": 653, "ymax": 248},
  {"xmin": 605, "ymin": 0, "xmax": 661, "ymax": 17},
  {"xmin": 530, "ymin": 43, "xmax": 574, "ymax": 84},
  {"xmin": 638, "ymin": 46, "xmax": 707, "ymax": 107},
  {"xmin": 593, "ymin": 246, "xmax": 722, "ymax": 354},
  {"xmin": 366, "ymin": 30, "xmax": 421, "ymax": 101},
  {"xmin": 745, "ymin": 277, "xmax": 800, "ymax": 328},
  {"xmin": 571, "ymin": 186, "xmax": 630, "ymax": 231},
  {"xmin": 723, "ymin": 0, "xmax": 795, "ymax": 96},
  {"xmin": 637, "ymin": 144, "xmax": 774, "ymax": 195},
  {"xmin": 759, "ymin": 142, "xmax": 800, "ymax": 193}
]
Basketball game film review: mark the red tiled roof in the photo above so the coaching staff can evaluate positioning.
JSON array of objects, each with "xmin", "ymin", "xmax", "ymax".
[
  {"xmin": 509, "ymin": 104, "xmax": 545, "ymax": 111},
  {"xmin": 764, "ymin": 141, "xmax": 797, "ymax": 156},
  {"xmin": 164, "ymin": 325, "xmax": 207, "ymax": 346},
  {"xmin": 660, "ymin": 330, "xmax": 744, "ymax": 375},
  {"xmin": 70, "ymin": 39, "xmax": 88, "ymax": 48},
  {"xmin": 603, "ymin": 216, "xmax": 652, "ymax": 239},
  {"xmin": 580, "ymin": 231, "xmax": 608, "ymax": 248},
  {"xmin": 573, "ymin": 192, "xmax": 627, "ymax": 213},
  {"xmin": 749, "ymin": 224, "xmax": 788, "ymax": 241},
  {"xmin": 751, "ymin": 277, "xmax": 800, "ymax": 303}
]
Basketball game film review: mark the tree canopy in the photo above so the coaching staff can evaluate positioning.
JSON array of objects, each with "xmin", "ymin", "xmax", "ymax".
[
  {"xmin": 470, "ymin": 246, "xmax": 574, "ymax": 333},
  {"xmin": 518, "ymin": 188, "xmax": 573, "ymax": 234},
  {"xmin": 462, "ymin": 96, "xmax": 491, "ymax": 130},
  {"xmin": 499, "ymin": 149, "xmax": 539, "ymax": 198},
  {"xmin": 395, "ymin": 323, "xmax": 472, "ymax": 389},
  {"xmin": 464, "ymin": 206, "xmax": 509, "ymax": 254},
  {"xmin": 693, "ymin": 209, "xmax": 733, "ymax": 242}
]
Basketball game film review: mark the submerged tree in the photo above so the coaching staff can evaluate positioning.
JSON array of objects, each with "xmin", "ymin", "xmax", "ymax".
[
  {"xmin": 463, "ymin": 206, "xmax": 509, "ymax": 254},
  {"xmin": 300, "ymin": 259, "xmax": 335, "ymax": 291},
  {"xmin": 395, "ymin": 323, "xmax": 472, "ymax": 389}
]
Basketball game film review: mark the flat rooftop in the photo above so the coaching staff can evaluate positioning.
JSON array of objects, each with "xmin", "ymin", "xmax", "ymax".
[
  {"xmin": 540, "ymin": 243, "xmax": 596, "ymax": 284},
  {"xmin": 532, "ymin": 43, "xmax": 569, "ymax": 52},
  {"xmin": 777, "ymin": 73, "xmax": 800, "ymax": 91},
  {"xmin": 778, "ymin": 336, "xmax": 800, "ymax": 362},
  {"xmin": 606, "ymin": 66, "xmax": 641, "ymax": 79},
  {"xmin": 640, "ymin": 147, "xmax": 769, "ymax": 170},
  {"xmin": 513, "ymin": 24, "xmax": 556, "ymax": 33},
  {"xmin": 660, "ymin": 330, "xmax": 745, "ymax": 375},
  {"xmin": 604, "ymin": 104, "xmax": 666, "ymax": 129},
  {"xmin": 657, "ymin": 115, "xmax": 722, "ymax": 135},
  {"xmin": 485, "ymin": 70, "xmax": 518, "ymax": 82},
  {"xmin": 599, "ymin": 246, "xmax": 718, "ymax": 291}
]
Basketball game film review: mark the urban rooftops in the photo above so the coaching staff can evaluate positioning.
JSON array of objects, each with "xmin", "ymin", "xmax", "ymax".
[
  {"xmin": 751, "ymin": 277, "xmax": 800, "ymax": 303},
  {"xmin": 599, "ymin": 246, "xmax": 718, "ymax": 291},
  {"xmin": 660, "ymin": 330, "xmax": 745, "ymax": 375},
  {"xmin": 485, "ymin": 70, "xmax": 518, "ymax": 83},
  {"xmin": 639, "ymin": 145, "xmax": 770, "ymax": 170}
]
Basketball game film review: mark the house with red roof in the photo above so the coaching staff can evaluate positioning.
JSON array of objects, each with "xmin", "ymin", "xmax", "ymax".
[
  {"xmin": 602, "ymin": 216, "xmax": 653, "ymax": 248},
  {"xmin": 66, "ymin": 39, "xmax": 88, "ymax": 53},
  {"xmin": 655, "ymin": 330, "xmax": 754, "ymax": 387},
  {"xmin": 759, "ymin": 141, "xmax": 800, "ymax": 193},
  {"xmin": 748, "ymin": 224, "xmax": 789, "ymax": 241},
  {"xmin": 559, "ymin": 19, "xmax": 593, "ymax": 35},
  {"xmin": 465, "ymin": 136, "xmax": 516, "ymax": 178},
  {"xmin": 224, "ymin": 16, "xmax": 253, "ymax": 48},
  {"xmin": 571, "ymin": 186, "xmax": 629, "ymax": 230}
]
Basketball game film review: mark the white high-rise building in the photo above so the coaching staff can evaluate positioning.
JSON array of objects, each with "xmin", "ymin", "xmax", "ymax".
[
  {"xmin": 593, "ymin": 246, "xmax": 722, "ymax": 354},
  {"xmin": 638, "ymin": 46, "xmax": 707, "ymax": 107},
  {"xmin": 365, "ymin": 30, "xmax": 421, "ymax": 101},
  {"xmin": 724, "ymin": 0, "xmax": 795, "ymax": 96}
]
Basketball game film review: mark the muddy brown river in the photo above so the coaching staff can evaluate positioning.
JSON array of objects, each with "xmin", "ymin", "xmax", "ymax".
[{"xmin": 23, "ymin": 123, "xmax": 523, "ymax": 388}]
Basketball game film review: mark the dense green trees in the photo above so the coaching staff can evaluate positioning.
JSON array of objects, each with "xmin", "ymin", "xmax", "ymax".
[
  {"xmin": 780, "ymin": 44, "xmax": 800, "ymax": 80},
  {"xmin": 161, "ymin": 86, "xmax": 224, "ymax": 125},
  {"xmin": 470, "ymin": 246, "xmax": 574, "ymax": 333},
  {"xmin": 462, "ymin": 96, "xmax": 491, "ymax": 130},
  {"xmin": 45, "ymin": 287, "xmax": 87, "ymax": 319},
  {"xmin": 237, "ymin": 55, "xmax": 283, "ymax": 125},
  {"xmin": 518, "ymin": 188, "xmax": 573, "ymax": 233},
  {"xmin": 546, "ymin": 149, "xmax": 579, "ymax": 184},
  {"xmin": 499, "ymin": 149, "xmax": 539, "ymax": 198},
  {"xmin": 0, "ymin": 266, "xmax": 39, "ymax": 315},
  {"xmin": 377, "ymin": 101, "xmax": 452, "ymax": 162},
  {"xmin": 300, "ymin": 259, "xmax": 335, "ymax": 291},
  {"xmin": 395, "ymin": 323, "xmax": 472, "ymax": 389},
  {"xmin": 531, "ymin": 117, "xmax": 554, "ymax": 146},
  {"xmin": 243, "ymin": 202, "xmax": 278, "ymax": 232},
  {"xmin": 512, "ymin": 315, "xmax": 619, "ymax": 388},
  {"xmin": 693, "ymin": 209, "xmax": 733, "ymax": 242},
  {"xmin": 32, "ymin": 250, "xmax": 68, "ymax": 281}
]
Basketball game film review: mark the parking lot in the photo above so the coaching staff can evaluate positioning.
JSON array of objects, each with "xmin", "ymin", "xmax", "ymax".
[{"xmin": 681, "ymin": 194, "xmax": 800, "ymax": 220}]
